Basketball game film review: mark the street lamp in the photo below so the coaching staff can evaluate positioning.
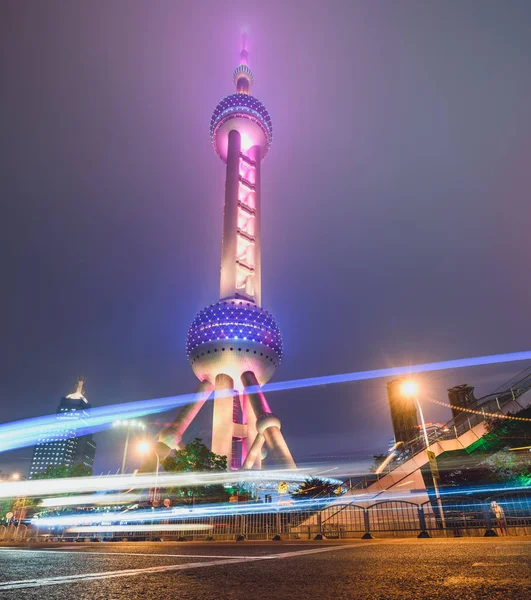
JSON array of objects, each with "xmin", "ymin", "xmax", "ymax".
[
  {"xmin": 401, "ymin": 380, "xmax": 446, "ymax": 529},
  {"xmin": 137, "ymin": 441, "xmax": 160, "ymax": 506},
  {"xmin": 113, "ymin": 419, "xmax": 146, "ymax": 474},
  {"xmin": 11, "ymin": 473, "xmax": 20, "ymax": 481}
]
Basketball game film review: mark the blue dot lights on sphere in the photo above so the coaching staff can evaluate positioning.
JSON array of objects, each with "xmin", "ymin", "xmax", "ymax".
[
  {"xmin": 187, "ymin": 300, "xmax": 282, "ymax": 358},
  {"xmin": 186, "ymin": 300, "xmax": 282, "ymax": 387}
]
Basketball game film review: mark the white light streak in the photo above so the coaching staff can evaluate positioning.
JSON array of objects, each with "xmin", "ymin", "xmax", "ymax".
[
  {"xmin": 40, "ymin": 493, "xmax": 141, "ymax": 507},
  {"xmin": 66, "ymin": 524, "xmax": 213, "ymax": 533}
]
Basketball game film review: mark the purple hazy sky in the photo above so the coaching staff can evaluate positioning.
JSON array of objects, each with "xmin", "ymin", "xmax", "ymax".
[{"xmin": 2, "ymin": 1, "xmax": 531, "ymax": 475}]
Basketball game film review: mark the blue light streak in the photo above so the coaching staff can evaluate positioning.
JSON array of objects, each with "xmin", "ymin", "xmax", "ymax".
[
  {"xmin": 33, "ymin": 496, "xmax": 332, "ymax": 528},
  {"xmin": 2, "ymin": 349, "xmax": 531, "ymax": 453}
]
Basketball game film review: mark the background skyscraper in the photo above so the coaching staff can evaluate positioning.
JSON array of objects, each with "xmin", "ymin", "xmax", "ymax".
[{"xmin": 29, "ymin": 378, "xmax": 96, "ymax": 478}]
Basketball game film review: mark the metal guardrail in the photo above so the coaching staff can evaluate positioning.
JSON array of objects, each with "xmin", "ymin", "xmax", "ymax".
[{"xmin": 10, "ymin": 491, "xmax": 530, "ymax": 542}]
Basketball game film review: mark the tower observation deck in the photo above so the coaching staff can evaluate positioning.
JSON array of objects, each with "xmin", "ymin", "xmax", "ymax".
[{"xmin": 150, "ymin": 37, "xmax": 295, "ymax": 471}]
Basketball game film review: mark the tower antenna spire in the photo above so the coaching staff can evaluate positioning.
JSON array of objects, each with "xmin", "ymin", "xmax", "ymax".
[
  {"xmin": 240, "ymin": 32, "xmax": 248, "ymax": 65},
  {"xmin": 74, "ymin": 376, "xmax": 84, "ymax": 395},
  {"xmin": 233, "ymin": 33, "xmax": 253, "ymax": 93}
]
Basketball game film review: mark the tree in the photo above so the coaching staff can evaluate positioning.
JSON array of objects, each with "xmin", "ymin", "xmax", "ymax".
[
  {"xmin": 445, "ymin": 406, "xmax": 531, "ymax": 488},
  {"xmin": 162, "ymin": 438, "xmax": 227, "ymax": 472},
  {"xmin": 161, "ymin": 438, "xmax": 229, "ymax": 505},
  {"xmin": 33, "ymin": 464, "xmax": 93, "ymax": 480},
  {"xmin": 69, "ymin": 464, "xmax": 93, "ymax": 478},
  {"xmin": 291, "ymin": 477, "xmax": 342, "ymax": 500},
  {"xmin": 28, "ymin": 464, "xmax": 94, "ymax": 517}
]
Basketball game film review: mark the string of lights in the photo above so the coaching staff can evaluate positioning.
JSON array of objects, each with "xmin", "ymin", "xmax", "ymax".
[{"xmin": 425, "ymin": 396, "xmax": 531, "ymax": 422}]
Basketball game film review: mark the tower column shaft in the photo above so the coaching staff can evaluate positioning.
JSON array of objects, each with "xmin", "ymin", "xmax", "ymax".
[
  {"xmin": 219, "ymin": 130, "xmax": 241, "ymax": 301},
  {"xmin": 249, "ymin": 145, "xmax": 262, "ymax": 306},
  {"xmin": 212, "ymin": 373, "xmax": 235, "ymax": 466},
  {"xmin": 241, "ymin": 370, "xmax": 271, "ymax": 415},
  {"xmin": 242, "ymin": 393, "xmax": 261, "ymax": 468}
]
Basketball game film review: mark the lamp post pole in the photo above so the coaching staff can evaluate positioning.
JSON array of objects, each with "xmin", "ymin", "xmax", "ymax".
[
  {"xmin": 114, "ymin": 420, "xmax": 145, "ymax": 475},
  {"xmin": 413, "ymin": 395, "xmax": 446, "ymax": 530},
  {"xmin": 153, "ymin": 451, "xmax": 160, "ymax": 505},
  {"xmin": 121, "ymin": 424, "xmax": 132, "ymax": 475},
  {"xmin": 137, "ymin": 441, "xmax": 160, "ymax": 506}
]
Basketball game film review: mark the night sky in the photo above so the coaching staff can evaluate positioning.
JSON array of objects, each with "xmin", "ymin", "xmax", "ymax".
[{"xmin": 2, "ymin": 1, "xmax": 531, "ymax": 476}]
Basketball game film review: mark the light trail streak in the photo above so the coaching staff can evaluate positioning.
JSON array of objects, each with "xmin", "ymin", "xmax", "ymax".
[
  {"xmin": 0, "ymin": 468, "xmax": 309, "ymax": 499},
  {"xmin": 32, "ymin": 496, "xmax": 331, "ymax": 528},
  {"xmin": 40, "ymin": 493, "xmax": 142, "ymax": 507},
  {"xmin": 2, "ymin": 349, "xmax": 531, "ymax": 452},
  {"xmin": 31, "ymin": 481, "xmax": 531, "ymax": 530},
  {"xmin": 65, "ymin": 524, "xmax": 213, "ymax": 533}
]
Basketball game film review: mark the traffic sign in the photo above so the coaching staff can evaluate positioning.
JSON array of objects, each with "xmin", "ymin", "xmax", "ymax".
[
  {"xmin": 427, "ymin": 450, "xmax": 440, "ymax": 479},
  {"xmin": 278, "ymin": 481, "xmax": 288, "ymax": 494}
]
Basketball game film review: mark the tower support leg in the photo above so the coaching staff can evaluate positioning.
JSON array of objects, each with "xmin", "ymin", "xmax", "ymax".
[
  {"xmin": 139, "ymin": 380, "xmax": 213, "ymax": 473},
  {"xmin": 212, "ymin": 373, "xmax": 235, "ymax": 467},
  {"xmin": 242, "ymin": 433, "xmax": 265, "ymax": 469},
  {"xmin": 263, "ymin": 426, "xmax": 296, "ymax": 469},
  {"xmin": 242, "ymin": 393, "xmax": 261, "ymax": 469},
  {"xmin": 158, "ymin": 380, "xmax": 213, "ymax": 450},
  {"xmin": 241, "ymin": 371, "xmax": 296, "ymax": 469}
]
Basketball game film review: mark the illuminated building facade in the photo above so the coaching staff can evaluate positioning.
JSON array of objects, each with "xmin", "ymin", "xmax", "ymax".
[
  {"xmin": 153, "ymin": 38, "xmax": 295, "ymax": 470},
  {"xmin": 29, "ymin": 378, "xmax": 96, "ymax": 478}
]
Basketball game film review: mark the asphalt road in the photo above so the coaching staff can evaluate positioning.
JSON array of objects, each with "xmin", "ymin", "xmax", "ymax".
[{"xmin": 0, "ymin": 537, "xmax": 530, "ymax": 599}]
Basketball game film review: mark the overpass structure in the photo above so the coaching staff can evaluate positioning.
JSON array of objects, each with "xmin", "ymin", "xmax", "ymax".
[{"xmin": 348, "ymin": 370, "xmax": 531, "ymax": 504}]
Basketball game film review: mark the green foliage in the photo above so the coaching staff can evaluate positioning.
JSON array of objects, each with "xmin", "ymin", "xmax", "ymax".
[
  {"xmin": 446, "ymin": 406, "xmax": 531, "ymax": 488},
  {"xmin": 162, "ymin": 438, "xmax": 227, "ymax": 472},
  {"xmin": 32, "ymin": 463, "xmax": 93, "ymax": 480},
  {"xmin": 161, "ymin": 438, "xmax": 229, "ymax": 505},
  {"xmin": 0, "ymin": 496, "xmax": 39, "ymax": 522},
  {"xmin": 481, "ymin": 406, "xmax": 531, "ymax": 451},
  {"xmin": 68, "ymin": 464, "xmax": 93, "ymax": 478},
  {"xmin": 291, "ymin": 477, "xmax": 343, "ymax": 500},
  {"xmin": 0, "ymin": 498, "xmax": 13, "ymax": 521}
]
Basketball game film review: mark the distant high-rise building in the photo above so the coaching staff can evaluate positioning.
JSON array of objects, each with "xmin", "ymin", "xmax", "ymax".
[
  {"xmin": 386, "ymin": 379, "xmax": 420, "ymax": 446},
  {"xmin": 447, "ymin": 384, "xmax": 476, "ymax": 420},
  {"xmin": 29, "ymin": 378, "xmax": 96, "ymax": 479}
]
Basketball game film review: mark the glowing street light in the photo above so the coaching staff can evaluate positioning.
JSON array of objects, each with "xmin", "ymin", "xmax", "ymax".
[
  {"xmin": 400, "ymin": 380, "xmax": 418, "ymax": 398},
  {"xmin": 11, "ymin": 473, "xmax": 21, "ymax": 481},
  {"xmin": 400, "ymin": 380, "xmax": 446, "ymax": 530},
  {"xmin": 137, "ymin": 441, "xmax": 152, "ymax": 456},
  {"xmin": 113, "ymin": 419, "xmax": 146, "ymax": 475}
]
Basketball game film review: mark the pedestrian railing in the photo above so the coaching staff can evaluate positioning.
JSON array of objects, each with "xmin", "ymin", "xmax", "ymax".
[
  {"xmin": 18, "ymin": 490, "xmax": 530, "ymax": 542},
  {"xmin": 0, "ymin": 523, "xmax": 28, "ymax": 541}
]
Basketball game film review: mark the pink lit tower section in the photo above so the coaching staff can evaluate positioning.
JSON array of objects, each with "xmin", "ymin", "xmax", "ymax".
[{"xmin": 155, "ymin": 38, "xmax": 296, "ymax": 470}]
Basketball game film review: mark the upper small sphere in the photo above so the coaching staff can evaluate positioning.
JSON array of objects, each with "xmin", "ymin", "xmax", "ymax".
[
  {"xmin": 210, "ymin": 93, "xmax": 273, "ymax": 162},
  {"xmin": 187, "ymin": 299, "xmax": 282, "ymax": 388},
  {"xmin": 233, "ymin": 64, "xmax": 254, "ymax": 90}
]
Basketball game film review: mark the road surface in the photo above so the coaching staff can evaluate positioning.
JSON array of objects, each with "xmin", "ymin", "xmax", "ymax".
[{"xmin": 0, "ymin": 537, "xmax": 529, "ymax": 599}]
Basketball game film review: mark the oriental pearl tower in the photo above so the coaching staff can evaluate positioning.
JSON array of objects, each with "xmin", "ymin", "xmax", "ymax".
[{"xmin": 153, "ymin": 37, "xmax": 295, "ymax": 470}]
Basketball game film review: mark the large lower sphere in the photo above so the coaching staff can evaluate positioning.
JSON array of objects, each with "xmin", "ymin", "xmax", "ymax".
[{"xmin": 187, "ymin": 299, "xmax": 282, "ymax": 388}]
